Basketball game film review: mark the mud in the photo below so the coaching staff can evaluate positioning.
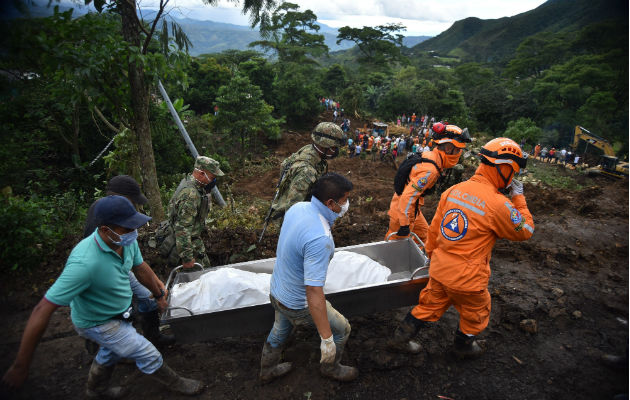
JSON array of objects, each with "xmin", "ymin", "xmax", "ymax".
[{"xmin": 0, "ymin": 124, "xmax": 628, "ymax": 400}]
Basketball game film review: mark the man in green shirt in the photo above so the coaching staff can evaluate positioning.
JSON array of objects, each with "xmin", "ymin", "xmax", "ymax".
[{"xmin": 2, "ymin": 196, "xmax": 204, "ymax": 397}]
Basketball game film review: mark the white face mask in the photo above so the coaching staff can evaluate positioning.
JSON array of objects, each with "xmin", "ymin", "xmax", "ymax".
[{"xmin": 334, "ymin": 199, "xmax": 350, "ymax": 217}]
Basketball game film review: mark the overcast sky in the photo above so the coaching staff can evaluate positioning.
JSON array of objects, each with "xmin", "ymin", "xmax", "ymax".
[{"xmin": 138, "ymin": 0, "xmax": 548, "ymax": 36}]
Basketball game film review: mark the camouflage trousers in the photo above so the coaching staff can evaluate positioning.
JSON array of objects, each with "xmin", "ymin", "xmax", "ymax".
[{"xmin": 164, "ymin": 237, "xmax": 211, "ymax": 268}]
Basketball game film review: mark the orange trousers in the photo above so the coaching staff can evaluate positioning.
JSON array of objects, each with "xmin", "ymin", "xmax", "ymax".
[
  {"xmin": 411, "ymin": 278, "xmax": 491, "ymax": 335},
  {"xmin": 384, "ymin": 210, "xmax": 429, "ymax": 245}
]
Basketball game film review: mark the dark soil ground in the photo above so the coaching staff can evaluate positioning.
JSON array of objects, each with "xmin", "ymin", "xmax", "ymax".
[{"xmin": 1, "ymin": 113, "xmax": 628, "ymax": 400}]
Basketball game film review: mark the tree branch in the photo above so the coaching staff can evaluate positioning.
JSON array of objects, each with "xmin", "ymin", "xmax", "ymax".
[
  {"xmin": 142, "ymin": 0, "xmax": 168, "ymax": 54},
  {"xmin": 94, "ymin": 106, "xmax": 121, "ymax": 134}
]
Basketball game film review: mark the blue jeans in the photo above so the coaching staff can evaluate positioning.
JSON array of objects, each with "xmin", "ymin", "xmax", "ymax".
[
  {"xmin": 76, "ymin": 320, "xmax": 163, "ymax": 373},
  {"xmin": 266, "ymin": 295, "xmax": 351, "ymax": 349},
  {"xmin": 129, "ymin": 271, "xmax": 157, "ymax": 313}
]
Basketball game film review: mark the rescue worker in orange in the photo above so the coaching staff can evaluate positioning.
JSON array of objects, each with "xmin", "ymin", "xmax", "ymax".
[
  {"xmin": 385, "ymin": 123, "xmax": 471, "ymax": 243},
  {"xmin": 388, "ymin": 138, "xmax": 534, "ymax": 357}
]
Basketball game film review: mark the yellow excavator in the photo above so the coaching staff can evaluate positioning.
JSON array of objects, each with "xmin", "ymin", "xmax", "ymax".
[{"xmin": 573, "ymin": 126, "xmax": 628, "ymax": 178}]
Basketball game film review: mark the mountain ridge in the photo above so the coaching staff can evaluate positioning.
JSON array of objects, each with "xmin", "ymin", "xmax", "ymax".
[{"xmin": 414, "ymin": 0, "xmax": 628, "ymax": 62}]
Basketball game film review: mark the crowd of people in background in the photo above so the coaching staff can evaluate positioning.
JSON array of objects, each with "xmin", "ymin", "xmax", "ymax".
[
  {"xmin": 532, "ymin": 143, "xmax": 580, "ymax": 166},
  {"xmin": 346, "ymin": 127, "xmax": 434, "ymax": 163}
]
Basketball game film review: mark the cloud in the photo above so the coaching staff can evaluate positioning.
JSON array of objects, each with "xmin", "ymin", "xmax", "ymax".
[{"xmin": 130, "ymin": 0, "xmax": 547, "ymax": 36}]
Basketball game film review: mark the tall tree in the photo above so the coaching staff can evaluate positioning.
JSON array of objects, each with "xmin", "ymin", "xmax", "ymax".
[
  {"xmin": 336, "ymin": 23, "xmax": 406, "ymax": 66},
  {"xmin": 88, "ymin": 0, "xmax": 277, "ymax": 222},
  {"xmin": 250, "ymin": 2, "xmax": 328, "ymax": 63}
]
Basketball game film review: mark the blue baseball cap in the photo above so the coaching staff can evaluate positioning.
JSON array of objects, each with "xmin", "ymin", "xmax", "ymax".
[{"xmin": 95, "ymin": 195, "xmax": 152, "ymax": 229}]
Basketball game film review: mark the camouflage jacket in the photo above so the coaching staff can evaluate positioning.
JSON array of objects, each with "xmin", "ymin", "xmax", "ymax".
[
  {"xmin": 167, "ymin": 174, "xmax": 209, "ymax": 262},
  {"xmin": 271, "ymin": 144, "xmax": 327, "ymax": 218}
]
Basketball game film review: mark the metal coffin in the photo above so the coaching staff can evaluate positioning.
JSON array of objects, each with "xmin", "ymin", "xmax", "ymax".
[{"xmin": 162, "ymin": 238, "xmax": 428, "ymax": 343}]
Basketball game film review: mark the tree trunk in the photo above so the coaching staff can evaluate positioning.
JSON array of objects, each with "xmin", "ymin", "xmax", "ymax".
[{"xmin": 120, "ymin": 0, "xmax": 165, "ymax": 223}]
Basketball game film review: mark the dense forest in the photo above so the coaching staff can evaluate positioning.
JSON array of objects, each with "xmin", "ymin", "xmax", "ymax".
[{"xmin": 0, "ymin": 0, "xmax": 627, "ymax": 271}]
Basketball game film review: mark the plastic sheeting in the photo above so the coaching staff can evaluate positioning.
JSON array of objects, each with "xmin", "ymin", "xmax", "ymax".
[
  {"xmin": 169, "ymin": 268, "xmax": 271, "ymax": 317},
  {"xmin": 323, "ymin": 251, "xmax": 391, "ymax": 293},
  {"xmin": 169, "ymin": 251, "xmax": 391, "ymax": 315}
]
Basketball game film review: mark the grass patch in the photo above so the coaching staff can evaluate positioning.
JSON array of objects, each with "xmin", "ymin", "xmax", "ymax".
[{"xmin": 527, "ymin": 161, "xmax": 583, "ymax": 190}]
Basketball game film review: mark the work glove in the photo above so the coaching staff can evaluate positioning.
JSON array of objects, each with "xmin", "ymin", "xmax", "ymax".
[
  {"xmin": 396, "ymin": 225, "xmax": 410, "ymax": 237},
  {"xmin": 509, "ymin": 179, "xmax": 524, "ymax": 196},
  {"xmin": 320, "ymin": 335, "xmax": 336, "ymax": 364}
]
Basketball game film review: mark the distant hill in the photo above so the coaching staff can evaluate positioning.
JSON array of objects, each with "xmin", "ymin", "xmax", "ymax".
[
  {"xmin": 172, "ymin": 18, "xmax": 429, "ymax": 56},
  {"xmin": 7, "ymin": 1, "xmax": 430, "ymax": 56},
  {"xmin": 414, "ymin": 0, "xmax": 628, "ymax": 62}
]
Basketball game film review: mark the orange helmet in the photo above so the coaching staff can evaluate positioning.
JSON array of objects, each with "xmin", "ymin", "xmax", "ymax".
[
  {"xmin": 433, "ymin": 125, "xmax": 471, "ymax": 149},
  {"xmin": 479, "ymin": 137, "xmax": 527, "ymax": 173}
]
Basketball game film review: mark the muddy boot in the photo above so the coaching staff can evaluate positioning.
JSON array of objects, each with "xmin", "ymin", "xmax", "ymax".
[
  {"xmin": 386, "ymin": 312, "xmax": 425, "ymax": 354},
  {"xmin": 453, "ymin": 330, "xmax": 485, "ymax": 359},
  {"xmin": 320, "ymin": 345, "xmax": 358, "ymax": 382},
  {"xmin": 139, "ymin": 310, "xmax": 175, "ymax": 347},
  {"xmin": 149, "ymin": 362, "xmax": 204, "ymax": 396},
  {"xmin": 85, "ymin": 360, "xmax": 126, "ymax": 399},
  {"xmin": 259, "ymin": 342, "xmax": 293, "ymax": 383}
]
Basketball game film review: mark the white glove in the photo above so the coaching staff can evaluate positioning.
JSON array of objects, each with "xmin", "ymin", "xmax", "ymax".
[
  {"xmin": 320, "ymin": 335, "xmax": 336, "ymax": 364},
  {"xmin": 509, "ymin": 179, "xmax": 524, "ymax": 196}
]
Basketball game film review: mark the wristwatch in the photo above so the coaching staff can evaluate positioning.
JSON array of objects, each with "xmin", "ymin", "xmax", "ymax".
[{"xmin": 154, "ymin": 288, "xmax": 165, "ymax": 300}]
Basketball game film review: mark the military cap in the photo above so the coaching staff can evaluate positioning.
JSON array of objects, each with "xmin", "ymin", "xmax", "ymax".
[{"xmin": 195, "ymin": 156, "xmax": 225, "ymax": 176}]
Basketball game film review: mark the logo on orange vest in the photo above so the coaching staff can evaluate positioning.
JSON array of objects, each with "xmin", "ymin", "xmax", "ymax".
[
  {"xmin": 418, "ymin": 176, "xmax": 427, "ymax": 189},
  {"xmin": 440, "ymin": 208, "xmax": 468, "ymax": 241},
  {"xmin": 510, "ymin": 209, "xmax": 522, "ymax": 225}
]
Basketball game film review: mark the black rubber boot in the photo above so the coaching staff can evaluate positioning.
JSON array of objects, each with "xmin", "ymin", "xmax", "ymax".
[
  {"xmin": 320, "ymin": 345, "xmax": 359, "ymax": 382},
  {"xmin": 259, "ymin": 342, "xmax": 293, "ymax": 383},
  {"xmin": 453, "ymin": 329, "xmax": 485, "ymax": 359},
  {"xmin": 140, "ymin": 310, "xmax": 175, "ymax": 347},
  {"xmin": 149, "ymin": 363, "xmax": 204, "ymax": 396},
  {"xmin": 85, "ymin": 360, "xmax": 126, "ymax": 399},
  {"xmin": 387, "ymin": 311, "xmax": 426, "ymax": 354}
]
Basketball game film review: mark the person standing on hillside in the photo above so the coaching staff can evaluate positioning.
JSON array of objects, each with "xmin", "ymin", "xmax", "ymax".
[
  {"xmin": 158, "ymin": 156, "xmax": 224, "ymax": 269},
  {"xmin": 259, "ymin": 173, "xmax": 358, "ymax": 383},
  {"xmin": 270, "ymin": 122, "xmax": 346, "ymax": 222},
  {"xmin": 2, "ymin": 196, "xmax": 204, "ymax": 396},
  {"xmin": 83, "ymin": 175, "xmax": 174, "ymax": 348},
  {"xmin": 387, "ymin": 138, "xmax": 534, "ymax": 358},
  {"xmin": 385, "ymin": 124, "xmax": 471, "ymax": 244}
]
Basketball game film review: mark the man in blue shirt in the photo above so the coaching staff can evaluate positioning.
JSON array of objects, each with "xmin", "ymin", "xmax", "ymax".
[
  {"xmin": 260, "ymin": 173, "xmax": 358, "ymax": 383},
  {"xmin": 2, "ymin": 196, "xmax": 204, "ymax": 397}
]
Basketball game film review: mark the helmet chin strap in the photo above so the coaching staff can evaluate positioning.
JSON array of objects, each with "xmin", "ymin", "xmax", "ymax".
[
  {"xmin": 495, "ymin": 165, "xmax": 514, "ymax": 189},
  {"xmin": 312, "ymin": 143, "xmax": 325, "ymax": 158}
]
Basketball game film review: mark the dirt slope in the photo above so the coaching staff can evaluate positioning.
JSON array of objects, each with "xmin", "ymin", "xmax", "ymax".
[{"xmin": 0, "ymin": 125, "xmax": 628, "ymax": 400}]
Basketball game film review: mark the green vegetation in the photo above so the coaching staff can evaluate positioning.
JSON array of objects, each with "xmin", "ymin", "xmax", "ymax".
[
  {"xmin": 527, "ymin": 163, "xmax": 583, "ymax": 190},
  {"xmin": 0, "ymin": 0, "xmax": 626, "ymax": 272}
]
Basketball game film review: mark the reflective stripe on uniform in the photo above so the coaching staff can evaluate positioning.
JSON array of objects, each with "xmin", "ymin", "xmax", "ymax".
[{"xmin": 447, "ymin": 196, "xmax": 486, "ymax": 216}]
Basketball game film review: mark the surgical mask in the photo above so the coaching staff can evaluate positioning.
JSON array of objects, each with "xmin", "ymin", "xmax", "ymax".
[
  {"xmin": 106, "ymin": 227, "xmax": 138, "ymax": 247},
  {"xmin": 194, "ymin": 168, "xmax": 213, "ymax": 185},
  {"xmin": 326, "ymin": 147, "xmax": 340, "ymax": 159},
  {"xmin": 334, "ymin": 199, "xmax": 350, "ymax": 217}
]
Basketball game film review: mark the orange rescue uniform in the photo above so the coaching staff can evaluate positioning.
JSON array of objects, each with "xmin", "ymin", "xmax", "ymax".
[
  {"xmin": 411, "ymin": 166, "xmax": 534, "ymax": 334},
  {"xmin": 385, "ymin": 149, "xmax": 443, "ymax": 243}
]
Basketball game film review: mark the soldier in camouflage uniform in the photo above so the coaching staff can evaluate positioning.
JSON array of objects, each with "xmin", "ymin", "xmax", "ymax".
[
  {"xmin": 161, "ymin": 156, "xmax": 224, "ymax": 269},
  {"xmin": 271, "ymin": 122, "xmax": 346, "ymax": 220}
]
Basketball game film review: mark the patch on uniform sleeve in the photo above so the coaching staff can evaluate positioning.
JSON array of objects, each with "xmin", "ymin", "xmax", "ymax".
[
  {"xmin": 440, "ymin": 208, "xmax": 468, "ymax": 241},
  {"xmin": 411, "ymin": 173, "xmax": 431, "ymax": 192},
  {"xmin": 510, "ymin": 209, "xmax": 522, "ymax": 225},
  {"xmin": 505, "ymin": 202, "xmax": 525, "ymax": 231}
]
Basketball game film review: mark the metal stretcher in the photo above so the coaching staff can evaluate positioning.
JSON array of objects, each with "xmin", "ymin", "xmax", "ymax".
[{"xmin": 162, "ymin": 235, "xmax": 428, "ymax": 343}]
